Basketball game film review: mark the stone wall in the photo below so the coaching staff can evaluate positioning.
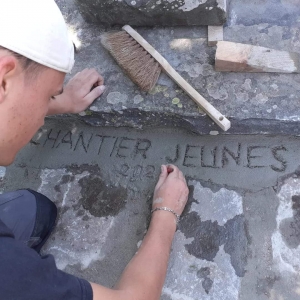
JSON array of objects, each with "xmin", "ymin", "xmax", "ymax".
[{"xmin": 75, "ymin": 0, "xmax": 227, "ymax": 26}]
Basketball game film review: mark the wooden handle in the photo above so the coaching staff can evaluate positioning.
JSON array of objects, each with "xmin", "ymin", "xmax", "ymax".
[{"xmin": 122, "ymin": 25, "xmax": 231, "ymax": 131}]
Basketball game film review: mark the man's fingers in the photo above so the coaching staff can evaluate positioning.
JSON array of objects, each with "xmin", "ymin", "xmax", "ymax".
[
  {"xmin": 178, "ymin": 171, "xmax": 186, "ymax": 183},
  {"xmin": 166, "ymin": 164, "xmax": 180, "ymax": 178},
  {"xmin": 73, "ymin": 68, "xmax": 89, "ymax": 79},
  {"xmin": 84, "ymin": 70, "xmax": 104, "ymax": 89},
  {"xmin": 155, "ymin": 165, "xmax": 168, "ymax": 190},
  {"xmin": 167, "ymin": 166, "xmax": 174, "ymax": 174},
  {"xmin": 73, "ymin": 69, "xmax": 104, "ymax": 90},
  {"xmin": 78, "ymin": 68, "xmax": 90, "ymax": 76},
  {"xmin": 83, "ymin": 85, "xmax": 106, "ymax": 104}
]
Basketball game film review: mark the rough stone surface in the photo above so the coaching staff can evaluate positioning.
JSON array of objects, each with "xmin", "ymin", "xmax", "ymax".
[
  {"xmin": 3, "ymin": 119, "xmax": 300, "ymax": 298},
  {"xmin": 75, "ymin": 0, "xmax": 227, "ymax": 27},
  {"xmin": 55, "ymin": 0, "xmax": 300, "ymax": 135}
]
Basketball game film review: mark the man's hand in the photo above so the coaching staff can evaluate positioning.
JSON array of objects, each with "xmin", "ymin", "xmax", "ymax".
[
  {"xmin": 91, "ymin": 164, "xmax": 189, "ymax": 300},
  {"xmin": 47, "ymin": 68, "xmax": 105, "ymax": 115},
  {"xmin": 152, "ymin": 164, "xmax": 189, "ymax": 216}
]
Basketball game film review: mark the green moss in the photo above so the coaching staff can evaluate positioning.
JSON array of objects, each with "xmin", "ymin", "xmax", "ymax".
[
  {"xmin": 85, "ymin": 110, "xmax": 93, "ymax": 116},
  {"xmin": 149, "ymin": 85, "xmax": 168, "ymax": 95},
  {"xmin": 172, "ymin": 97, "xmax": 180, "ymax": 105},
  {"xmin": 189, "ymin": 265, "xmax": 197, "ymax": 270}
]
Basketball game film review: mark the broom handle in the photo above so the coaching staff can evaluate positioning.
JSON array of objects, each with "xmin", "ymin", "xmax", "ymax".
[{"xmin": 123, "ymin": 25, "xmax": 231, "ymax": 132}]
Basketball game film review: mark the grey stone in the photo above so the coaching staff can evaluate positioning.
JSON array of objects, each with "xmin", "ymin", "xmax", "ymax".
[
  {"xmin": 75, "ymin": 0, "xmax": 227, "ymax": 27},
  {"xmin": 55, "ymin": 0, "xmax": 300, "ymax": 136},
  {"xmin": 4, "ymin": 119, "xmax": 300, "ymax": 299}
]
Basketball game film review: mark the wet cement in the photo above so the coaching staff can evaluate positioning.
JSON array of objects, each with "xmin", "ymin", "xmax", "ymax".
[{"xmin": 2, "ymin": 118, "xmax": 300, "ymax": 299}]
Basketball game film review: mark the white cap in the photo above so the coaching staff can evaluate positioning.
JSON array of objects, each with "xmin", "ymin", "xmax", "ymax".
[{"xmin": 0, "ymin": 0, "xmax": 74, "ymax": 73}]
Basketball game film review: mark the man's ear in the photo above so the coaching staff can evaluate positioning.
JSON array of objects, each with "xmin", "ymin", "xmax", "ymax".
[{"xmin": 0, "ymin": 56, "xmax": 17, "ymax": 104}]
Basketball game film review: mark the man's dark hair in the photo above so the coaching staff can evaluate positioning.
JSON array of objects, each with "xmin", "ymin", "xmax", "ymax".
[{"xmin": 0, "ymin": 46, "xmax": 42, "ymax": 75}]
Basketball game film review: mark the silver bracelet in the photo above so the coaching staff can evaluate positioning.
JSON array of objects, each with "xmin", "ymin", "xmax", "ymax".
[{"xmin": 151, "ymin": 207, "xmax": 180, "ymax": 224}]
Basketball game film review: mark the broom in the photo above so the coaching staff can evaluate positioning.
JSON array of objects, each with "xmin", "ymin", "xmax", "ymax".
[{"xmin": 101, "ymin": 25, "xmax": 231, "ymax": 131}]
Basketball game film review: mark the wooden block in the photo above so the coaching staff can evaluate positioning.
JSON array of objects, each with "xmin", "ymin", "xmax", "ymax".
[
  {"xmin": 208, "ymin": 26, "xmax": 224, "ymax": 46},
  {"xmin": 215, "ymin": 41, "xmax": 300, "ymax": 73}
]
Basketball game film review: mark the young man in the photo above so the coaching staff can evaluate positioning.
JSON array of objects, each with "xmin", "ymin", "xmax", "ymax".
[{"xmin": 0, "ymin": 1, "xmax": 189, "ymax": 300}]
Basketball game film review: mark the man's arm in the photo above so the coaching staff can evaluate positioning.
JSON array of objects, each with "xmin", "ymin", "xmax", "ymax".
[
  {"xmin": 91, "ymin": 165, "xmax": 189, "ymax": 300},
  {"xmin": 47, "ymin": 68, "xmax": 105, "ymax": 115}
]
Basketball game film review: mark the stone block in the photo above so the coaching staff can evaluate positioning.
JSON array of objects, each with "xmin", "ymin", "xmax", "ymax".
[
  {"xmin": 55, "ymin": 0, "xmax": 300, "ymax": 136},
  {"xmin": 75, "ymin": 0, "xmax": 227, "ymax": 27}
]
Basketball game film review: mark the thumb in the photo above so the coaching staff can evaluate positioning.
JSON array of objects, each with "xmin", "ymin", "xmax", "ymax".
[
  {"xmin": 155, "ymin": 165, "xmax": 168, "ymax": 190},
  {"xmin": 83, "ymin": 85, "xmax": 106, "ymax": 104}
]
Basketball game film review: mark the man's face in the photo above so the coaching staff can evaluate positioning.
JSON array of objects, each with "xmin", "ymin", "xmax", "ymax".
[{"xmin": 0, "ymin": 53, "xmax": 65, "ymax": 166}]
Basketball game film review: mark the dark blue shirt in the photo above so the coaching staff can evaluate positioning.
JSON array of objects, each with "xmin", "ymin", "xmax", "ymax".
[{"xmin": 0, "ymin": 219, "xmax": 93, "ymax": 300}]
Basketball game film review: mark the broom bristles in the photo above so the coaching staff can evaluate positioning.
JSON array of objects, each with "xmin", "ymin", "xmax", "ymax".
[{"xmin": 101, "ymin": 31, "xmax": 161, "ymax": 92}]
